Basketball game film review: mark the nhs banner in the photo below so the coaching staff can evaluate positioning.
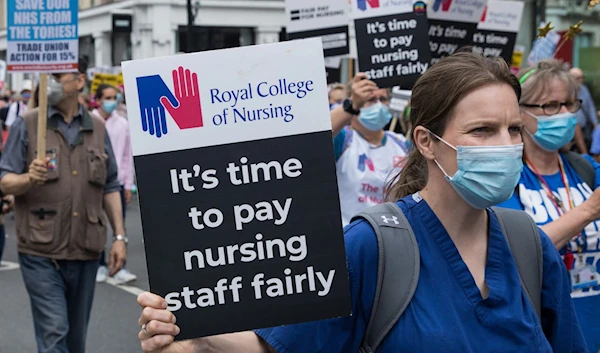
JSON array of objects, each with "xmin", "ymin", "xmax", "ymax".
[
  {"xmin": 121, "ymin": 39, "xmax": 351, "ymax": 340},
  {"xmin": 7, "ymin": 0, "xmax": 79, "ymax": 72}
]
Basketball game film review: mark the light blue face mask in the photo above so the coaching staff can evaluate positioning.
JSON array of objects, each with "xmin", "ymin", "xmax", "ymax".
[
  {"xmin": 526, "ymin": 111, "xmax": 578, "ymax": 151},
  {"xmin": 102, "ymin": 100, "xmax": 118, "ymax": 114},
  {"xmin": 430, "ymin": 132, "xmax": 524, "ymax": 209},
  {"xmin": 359, "ymin": 102, "xmax": 392, "ymax": 131}
]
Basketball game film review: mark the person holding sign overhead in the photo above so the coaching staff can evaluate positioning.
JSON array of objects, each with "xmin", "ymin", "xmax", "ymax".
[
  {"xmin": 0, "ymin": 57, "xmax": 127, "ymax": 353},
  {"xmin": 136, "ymin": 52, "xmax": 586, "ymax": 353},
  {"xmin": 498, "ymin": 59, "xmax": 600, "ymax": 353},
  {"xmin": 330, "ymin": 74, "xmax": 408, "ymax": 226}
]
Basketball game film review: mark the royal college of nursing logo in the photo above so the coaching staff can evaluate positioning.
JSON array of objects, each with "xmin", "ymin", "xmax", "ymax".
[
  {"xmin": 357, "ymin": 0, "xmax": 380, "ymax": 11},
  {"xmin": 136, "ymin": 66, "xmax": 204, "ymax": 138},
  {"xmin": 432, "ymin": 0, "xmax": 453, "ymax": 12}
]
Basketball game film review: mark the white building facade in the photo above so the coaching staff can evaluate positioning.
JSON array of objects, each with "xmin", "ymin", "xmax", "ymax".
[
  {"xmin": 0, "ymin": 0, "xmax": 598, "ymax": 92},
  {"xmin": 0, "ymin": 0, "xmax": 288, "ymax": 91}
]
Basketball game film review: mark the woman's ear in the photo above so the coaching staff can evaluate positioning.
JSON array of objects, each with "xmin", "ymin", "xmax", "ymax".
[{"xmin": 413, "ymin": 126, "xmax": 436, "ymax": 161}]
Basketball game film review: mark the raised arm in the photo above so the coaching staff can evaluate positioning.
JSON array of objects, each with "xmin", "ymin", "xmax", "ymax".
[
  {"xmin": 541, "ymin": 187, "xmax": 600, "ymax": 249},
  {"xmin": 331, "ymin": 73, "xmax": 377, "ymax": 137}
]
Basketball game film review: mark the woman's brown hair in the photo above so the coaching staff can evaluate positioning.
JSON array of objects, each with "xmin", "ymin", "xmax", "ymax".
[{"xmin": 385, "ymin": 51, "xmax": 521, "ymax": 201}]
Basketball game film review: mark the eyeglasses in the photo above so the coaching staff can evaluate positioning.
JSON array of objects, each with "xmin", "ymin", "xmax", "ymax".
[
  {"xmin": 520, "ymin": 99, "xmax": 582, "ymax": 115},
  {"xmin": 368, "ymin": 96, "xmax": 389, "ymax": 104},
  {"xmin": 52, "ymin": 72, "xmax": 81, "ymax": 81}
]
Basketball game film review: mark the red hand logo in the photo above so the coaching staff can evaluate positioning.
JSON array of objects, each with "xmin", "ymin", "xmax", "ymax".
[
  {"xmin": 160, "ymin": 66, "xmax": 203, "ymax": 130},
  {"xmin": 442, "ymin": 0, "xmax": 453, "ymax": 11}
]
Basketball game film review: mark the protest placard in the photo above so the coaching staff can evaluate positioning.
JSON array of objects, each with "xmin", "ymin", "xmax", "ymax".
[
  {"xmin": 389, "ymin": 87, "xmax": 412, "ymax": 113},
  {"xmin": 511, "ymin": 44, "xmax": 525, "ymax": 72},
  {"xmin": 89, "ymin": 68, "xmax": 123, "ymax": 96},
  {"xmin": 122, "ymin": 38, "xmax": 351, "ymax": 340},
  {"xmin": 527, "ymin": 25, "xmax": 561, "ymax": 66},
  {"xmin": 427, "ymin": 0, "xmax": 487, "ymax": 65},
  {"xmin": 7, "ymin": 0, "xmax": 79, "ymax": 72},
  {"xmin": 352, "ymin": 0, "xmax": 431, "ymax": 89},
  {"xmin": 472, "ymin": 0, "xmax": 524, "ymax": 64},
  {"xmin": 285, "ymin": 0, "xmax": 350, "ymax": 57}
]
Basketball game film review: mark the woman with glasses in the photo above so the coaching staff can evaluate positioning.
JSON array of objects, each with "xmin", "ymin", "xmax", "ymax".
[{"xmin": 498, "ymin": 59, "xmax": 600, "ymax": 353}]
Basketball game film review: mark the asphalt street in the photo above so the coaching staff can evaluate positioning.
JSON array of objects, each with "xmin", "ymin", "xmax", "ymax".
[{"xmin": 0, "ymin": 196, "xmax": 149, "ymax": 353}]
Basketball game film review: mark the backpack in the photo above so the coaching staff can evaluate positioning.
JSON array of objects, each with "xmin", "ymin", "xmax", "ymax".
[
  {"xmin": 353, "ymin": 202, "xmax": 543, "ymax": 353},
  {"xmin": 563, "ymin": 151, "xmax": 595, "ymax": 189}
]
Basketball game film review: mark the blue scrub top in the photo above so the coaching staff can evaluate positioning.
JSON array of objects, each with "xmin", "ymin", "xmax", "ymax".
[
  {"xmin": 498, "ymin": 153, "xmax": 600, "ymax": 352},
  {"xmin": 255, "ymin": 195, "xmax": 587, "ymax": 353}
]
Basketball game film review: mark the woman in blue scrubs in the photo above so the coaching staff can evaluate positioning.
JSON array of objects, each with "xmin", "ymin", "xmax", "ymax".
[
  {"xmin": 497, "ymin": 59, "xmax": 600, "ymax": 352},
  {"xmin": 135, "ymin": 53, "xmax": 587, "ymax": 353}
]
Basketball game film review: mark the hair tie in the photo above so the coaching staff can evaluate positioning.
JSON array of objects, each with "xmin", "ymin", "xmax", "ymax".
[{"xmin": 519, "ymin": 68, "xmax": 537, "ymax": 85}]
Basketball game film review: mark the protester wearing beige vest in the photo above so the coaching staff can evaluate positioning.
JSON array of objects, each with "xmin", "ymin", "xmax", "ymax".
[{"xmin": 0, "ymin": 58, "xmax": 127, "ymax": 353}]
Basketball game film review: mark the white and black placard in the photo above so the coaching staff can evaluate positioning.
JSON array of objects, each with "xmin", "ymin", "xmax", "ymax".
[
  {"xmin": 427, "ymin": 0, "xmax": 488, "ymax": 65},
  {"xmin": 390, "ymin": 87, "xmax": 412, "ymax": 113},
  {"xmin": 285, "ymin": 0, "xmax": 350, "ymax": 57},
  {"xmin": 352, "ymin": 0, "xmax": 431, "ymax": 89},
  {"xmin": 122, "ymin": 39, "xmax": 351, "ymax": 340},
  {"xmin": 473, "ymin": 0, "xmax": 524, "ymax": 63}
]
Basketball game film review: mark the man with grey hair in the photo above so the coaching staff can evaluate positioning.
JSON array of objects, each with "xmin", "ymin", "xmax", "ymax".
[{"xmin": 569, "ymin": 67, "xmax": 598, "ymax": 149}]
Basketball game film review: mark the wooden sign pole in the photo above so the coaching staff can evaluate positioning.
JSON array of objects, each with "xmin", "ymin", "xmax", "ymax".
[
  {"xmin": 347, "ymin": 58, "xmax": 355, "ymax": 81},
  {"xmin": 389, "ymin": 116, "xmax": 398, "ymax": 132},
  {"xmin": 36, "ymin": 73, "xmax": 48, "ymax": 160}
]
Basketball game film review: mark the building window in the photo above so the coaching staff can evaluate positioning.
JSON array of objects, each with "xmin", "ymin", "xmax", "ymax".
[
  {"xmin": 112, "ymin": 32, "xmax": 132, "ymax": 66},
  {"xmin": 177, "ymin": 26, "xmax": 255, "ymax": 53},
  {"xmin": 79, "ymin": 36, "xmax": 96, "ymax": 69}
]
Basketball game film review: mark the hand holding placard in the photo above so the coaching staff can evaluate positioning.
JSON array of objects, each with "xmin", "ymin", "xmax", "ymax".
[{"xmin": 351, "ymin": 73, "xmax": 378, "ymax": 111}]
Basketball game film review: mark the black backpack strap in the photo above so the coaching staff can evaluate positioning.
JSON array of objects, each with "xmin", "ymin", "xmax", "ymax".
[
  {"xmin": 491, "ymin": 207, "xmax": 543, "ymax": 323},
  {"xmin": 352, "ymin": 202, "xmax": 419, "ymax": 353},
  {"xmin": 563, "ymin": 151, "xmax": 596, "ymax": 189}
]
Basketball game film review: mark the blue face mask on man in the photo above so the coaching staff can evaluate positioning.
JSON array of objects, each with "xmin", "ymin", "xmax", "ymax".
[
  {"xmin": 102, "ymin": 100, "xmax": 118, "ymax": 114},
  {"xmin": 525, "ymin": 111, "xmax": 578, "ymax": 151},
  {"xmin": 429, "ymin": 131, "xmax": 524, "ymax": 209},
  {"xmin": 359, "ymin": 102, "xmax": 392, "ymax": 131}
]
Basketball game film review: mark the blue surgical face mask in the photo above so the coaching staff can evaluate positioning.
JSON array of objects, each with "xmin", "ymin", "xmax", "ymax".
[
  {"xmin": 526, "ymin": 111, "xmax": 578, "ymax": 151},
  {"xmin": 430, "ymin": 131, "xmax": 524, "ymax": 209},
  {"xmin": 359, "ymin": 102, "xmax": 392, "ymax": 131},
  {"xmin": 102, "ymin": 100, "xmax": 118, "ymax": 114}
]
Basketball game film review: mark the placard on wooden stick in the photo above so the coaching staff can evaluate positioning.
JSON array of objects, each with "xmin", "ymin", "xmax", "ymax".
[
  {"xmin": 37, "ymin": 74, "xmax": 48, "ymax": 160},
  {"xmin": 7, "ymin": 0, "xmax": 79, "ymax": 160}
]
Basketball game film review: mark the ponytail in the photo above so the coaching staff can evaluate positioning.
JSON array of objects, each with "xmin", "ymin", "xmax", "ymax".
[{"xmin": 385, "ymin": 148, "xmax": 428, "ymax": 201}]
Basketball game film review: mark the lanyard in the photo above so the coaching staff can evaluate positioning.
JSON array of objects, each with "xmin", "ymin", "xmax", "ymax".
[
  {"xmin": 524, "ymin": 156, "xmax": 575, "ymax": 215},
  {"xmin": 525, "ymin": 155, "xmax": 584, "ymax": 260}
]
